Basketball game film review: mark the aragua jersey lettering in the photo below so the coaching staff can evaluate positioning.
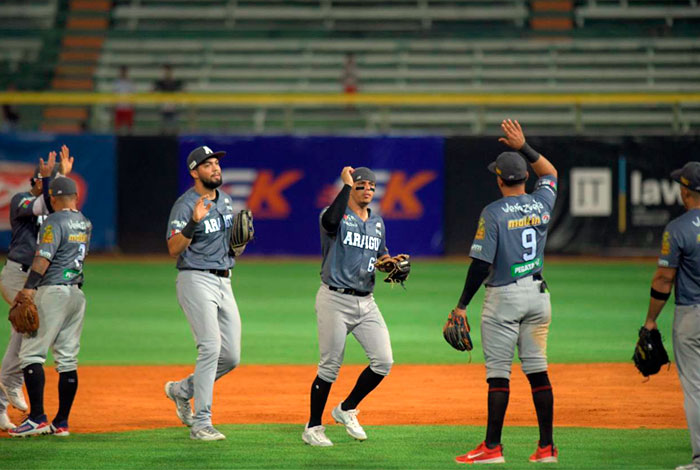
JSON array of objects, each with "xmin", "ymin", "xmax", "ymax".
[{"xmin": 342, "ymin": 231, "xmax": 382, "ymax": 251}]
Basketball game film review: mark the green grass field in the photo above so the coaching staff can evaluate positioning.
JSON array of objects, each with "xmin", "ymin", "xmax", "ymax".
[{"xmin": 0, "ymin": 258, "xmax": 688, "ymax": 469}]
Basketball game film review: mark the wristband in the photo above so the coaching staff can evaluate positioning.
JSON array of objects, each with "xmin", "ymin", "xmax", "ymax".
[
  {"xmin": 519, "ymin": 142, "xmax": 541, "ymax": 163},
  {"xmin": 650, "ymin": 287, "xmax": 671, "ymax": 301},
  {"xmin": 181, "ymin": 219, "xmax": 198, "ymax": 239},
  {"xmin": 24, "ymin": 270, "xmax": 43, "ymax": 290}
]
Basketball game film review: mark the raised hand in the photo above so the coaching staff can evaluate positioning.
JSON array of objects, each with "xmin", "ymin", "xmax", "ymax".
[
  {"xmin": 341, "ymin": 166, "xmax": 355, "ymax": 186},
  {"xmin": 192, "ymin": 195, "xmax": 213, "ymax": 222},
  {"xmin": 39, "ymin": 151, "xmax": 57, "ymax": 178},
  {"xmin": 498, "ymin": 119, "xmax": 526, "ymax": 150},
  {"xmin": 59, "ymin": 144, "xmax": 74, "ymax": 176}
]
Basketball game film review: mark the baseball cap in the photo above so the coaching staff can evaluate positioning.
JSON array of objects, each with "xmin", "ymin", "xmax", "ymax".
[
  {"xmin": 488, "ymin": 152, "xmax": 528, "ymax": 182},
  {"xmin": 187, "ymin": 146, "xmax": 226, "ymax": 170},
  {"xmin": 671, "ymin": 162, "xmax": 700, "ymax": 192},
  {"xmin": 49, "ymin": 176, "xmax": 77, "ymax": 196},
  {"xmin": 353, "ymin": 167, "xmax": 376, "ymax": 183}
]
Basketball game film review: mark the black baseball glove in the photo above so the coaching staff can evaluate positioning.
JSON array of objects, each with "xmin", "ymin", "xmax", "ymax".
[
  {"xmin": 443, "ymin": 309, "xmax": 473, "ymax": 352},
  {"xmin": 230, "ymin": 210, "xmax": 254, "ymax": 256},
  {"xmin": 632, "ymin": 327, "xmax": 670, "ymax": 377},
  {"xmin": 374, "ymin": 254, "xmax": 411, "ymax": 286}
]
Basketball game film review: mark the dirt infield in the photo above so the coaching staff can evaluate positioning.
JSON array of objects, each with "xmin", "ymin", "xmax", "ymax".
[{"xmin": 3, "ymin": 363, "xmax": 684, "ymax": 434}]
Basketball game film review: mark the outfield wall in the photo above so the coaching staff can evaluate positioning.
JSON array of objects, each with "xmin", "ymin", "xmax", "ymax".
[{"xmin": 0, "ymin": 134, "xmax": 698, "ymax": 255}]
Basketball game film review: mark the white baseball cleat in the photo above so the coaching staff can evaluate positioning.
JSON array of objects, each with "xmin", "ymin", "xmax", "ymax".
[
  {"xmin": 331, "ymin": 403, "xmax": 367, "ymax": 441},
  {"xmin": 4, "ymin": 387, "xmax": 28, "ymax": 412},
  {"xmin": 190, "ymin": 425, "xmax": 225, "ymax": 441},
  {"xmin": 676, "ymin": 464, "xmax": 700, "ymax": 470},
  {"xmin": 302, "ymin": 424, "xmax": 333, "ymax": 447},
  {"xmin": 164, "ymin": 381, "xmax": 194, "ymax": 427},
  {"xmin": 0, "ymin": 411, "xmax": 16, "ymax": 431}
]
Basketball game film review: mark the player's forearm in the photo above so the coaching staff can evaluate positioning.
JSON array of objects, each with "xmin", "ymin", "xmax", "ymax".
[
  {"xmin": 22, "ymin": 256, "xmax": 50, "ymax": 291},
  {"xmin": 321, "ymin": 185, "xmax": 351, "ymax": 232},
  {"xmin": 644, "ymin": 269, "xmax": 675, "ymax": 326},
  {"xmin": 529, "ymin": 155, "xmax": 557, "ymax": 179},
  {"xmin": 456, "ymin": 258, "xmax": 491, "ymax": 309},
  {"xmin": 167, "ymin": 233, "xmax": 192, "ymax": 257}
]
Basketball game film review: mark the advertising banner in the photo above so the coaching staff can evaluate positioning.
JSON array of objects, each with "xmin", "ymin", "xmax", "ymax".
[{"xmin": 178, "ymin": 136, "xmax": 444, "ymax": 255}]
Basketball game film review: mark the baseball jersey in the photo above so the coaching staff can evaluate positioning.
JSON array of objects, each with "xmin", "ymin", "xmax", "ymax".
[
  {"xmin": 469, "ymin": 175, "xmax": 558, "ymax": 287},
  {"xmin": 320, "ymin": 207, "xmax": 388, "ymax": 292},
  {"xmin": 7, "ymin": 192, "xmax": 48, "ymax": 266},
  {"xmin": 36, "ymin": 209, "xmax": 92, "ymax": 287},
  {"xmin": 167, "ymin": 188, "xmax": 235, "ymax": 271},
  {"xmin": 657, "ymin": 208, "xmax": 700, "ymax": 305}
]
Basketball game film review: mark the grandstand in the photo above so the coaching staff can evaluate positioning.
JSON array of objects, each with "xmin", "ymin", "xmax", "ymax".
[{"xmin": 0, "ymin": 0, "xmax": 699, "ymax": 133}]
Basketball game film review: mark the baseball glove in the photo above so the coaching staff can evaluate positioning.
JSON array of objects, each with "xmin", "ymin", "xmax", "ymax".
[
  {"xmin": 443, "ymin": 309, "xmax": 473, "ymax": 352},
  {"xmin": 632, "ymin": 327, "xmax": 670, "ymax": 377},
  {"xmin": 8, "ymin": 291, "xmax": 39, "ymax": 335},
  {"xmin": 374, "ymin": 254, "xmax": 410, "ymax": 285},
  {"xmin": 230, "ymin": 209, "xmax": 254, "ymax": 256}
]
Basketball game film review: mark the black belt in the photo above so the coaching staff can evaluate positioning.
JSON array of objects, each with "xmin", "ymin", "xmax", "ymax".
[
  {"xmin": 328, "ymin": 286, "xmax": 370, "ymax": 297},
  {"xmin": 181, "ymin": 268, "xmax": 230, "ymax": 278},
  {"xmin": 7, "ymin": 259, "xmax": 30, "ymax": 273}
]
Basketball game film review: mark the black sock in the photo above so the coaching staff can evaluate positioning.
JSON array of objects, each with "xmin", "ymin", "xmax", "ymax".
[
  {"xmin": 22, "ymin": 363, "xmax": 45, "ymax": 420},
  {"xmin": 308, "ymin": 376, "xmax": 332, "ymax": 427},
  {"xmin": 527, "ymin": 371, "xmax": 553, "ymax": 447},
  {"xmin": 54, "ymin": 370, "xmax": 78, "ymax": 425},
  {"xmin": 485, "ymin": 377, "xmax": 510, "ymax": 448},
  {"xmin": 342, "ymin": 366, "xmax": 385, "ymax": 411}
]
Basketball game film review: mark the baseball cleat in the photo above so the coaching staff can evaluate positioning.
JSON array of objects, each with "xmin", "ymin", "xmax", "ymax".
[
  {"xmin": 165, "ymin": 381, "xmax": 194, "ymax": 427},
  {"xmin": 331, "ymin": 403, "xmax": 367, "ymax": 440},
  {"xmin": 455, "ymin": 441, "xmax": 505, "ymax": 464},
  {"xmin": 0, "ymin": 411, "xmax": 16, "ymax": 430},
  {"xmin": 0, "ymin": 384, "xmax": 28, "ymax": 412},
  {"xmin": 8, "ymin": 415, "xmax": 51, "ymax": 438},
  {"xmin": 675, "ymin": 464, "xmax": 700, "ymax": 470},
  {"xmin": 190, "ymin": 425, "xmax": 226, "ymax": 441},
  {"xmin": 529, "ymin": 443, "xmax": 558, "ymax": 463},
  {"xmin": 302, "ymin": 424, "xmax": 333, "ymax": 447},
  {"xmin": 50, "ymin": 420, "xmax": 70, "ymax": 437}
]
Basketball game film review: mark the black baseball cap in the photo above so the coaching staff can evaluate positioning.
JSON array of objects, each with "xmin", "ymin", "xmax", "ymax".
[
  {"xmin": 488, "ymin": 152, "xmax": 528, "ymax": 182},
  {"xmin": 49, "ymin": 176, "xmax": 77, "ymax": 196},
  {"xmin": 187, "ymin": 146, "xmax": 226, "ymax": 171},
  {"xmin": 353, "ymin": 167, "xmax": 376, "ymax": 183},
  {"xmin": 671, "ymin": 162, "xmax": 700, "ymax": 192}
]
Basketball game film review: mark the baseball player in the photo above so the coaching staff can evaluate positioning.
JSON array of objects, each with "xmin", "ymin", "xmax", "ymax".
[
  {"xmin": 0, "ymin": 148, "xmax": 73, "ymax": 432},
  {"xmin": 164, "ymin": 146, "xmax": 241, "ymax": 441},
  {"xmin": 642, "ymin": 162, "xmax": 700, "ymax": 470},
  {"xmin": 302, "ymin": 166, "xmax": 398, "ymax": 447},
  {"xmin": 8, "ymin": 177, "xmax": 91, "ymax": 437},
  {"xmin": 452, "ymin": 120, "xmax": 558, "ymax": 464}
]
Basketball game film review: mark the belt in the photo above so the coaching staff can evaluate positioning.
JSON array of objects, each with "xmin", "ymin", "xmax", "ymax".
[
  {"xmin": 6, "ymin": 260, "xmax": 30, "ymax": 273},
  {"xmin": 181, "ymin": 268, "xmax": 230, "ymax": 278},
  {"xmin": 328, "ymin": 286, "xmax": 370, "ymax": 297}
]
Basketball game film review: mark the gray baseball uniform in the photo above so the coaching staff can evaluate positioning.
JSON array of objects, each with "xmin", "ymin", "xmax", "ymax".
[
  {"xmin": 469, "ymin": 175, "xmax": 557, "ymax": 379},
  {"xmin": 166, "ymin": 188, "xmax": 241, "ymax": 431},
  {"xmin": 658, "ymin": 208, "xmax": 700, "ymax": 466},
  {"xmin": 18, "ymin": 209, "xmax": 91, "ymax": 373},
  {"xmin": 0, "ymin": 189, "xmax": 51, "ymax": 414},
  {"xmin": 315, "ymin": 206, "xmax": 393, "ymax": 383}
]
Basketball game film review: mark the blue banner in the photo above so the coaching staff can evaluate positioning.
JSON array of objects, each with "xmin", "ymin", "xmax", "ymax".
[
  {"xmin": 0, "ymin": 133, "xmax": 116, "ymax": 250},
  {"xmin": 179, "ymin": 136, "xmax": 444, "ymax": 255}
]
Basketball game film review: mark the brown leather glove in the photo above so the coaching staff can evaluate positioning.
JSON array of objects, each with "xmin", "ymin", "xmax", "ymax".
[{"xmin": 8, "ymin": 290, "xmax": 39, "ymax": 334}]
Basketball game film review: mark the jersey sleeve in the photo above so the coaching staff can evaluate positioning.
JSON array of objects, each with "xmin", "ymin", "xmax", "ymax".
[
  {"xmin": 469, "ymin": 207, "xmax": 498, "ymax": 264},
  {"xmin": 11, "ymin": 194, "xmax": 37, "ymax": 220},
  {"xmin": 378, "ymin": 219, "xmax": 389, "ymax": 257},
  {"xmin": 658, "ymin": 222, "xmax": 682, "ymax": 268},
  {"xmin": 167, "ymin": 200, "xmax": 192, "ymax": 240},
  {"xmin": 36, "ymin": 217, "xmax": 62, "ymax": 261},
  {"xmin": 532, "ymin": 175, "xmax": 558, "ymax": 211}
]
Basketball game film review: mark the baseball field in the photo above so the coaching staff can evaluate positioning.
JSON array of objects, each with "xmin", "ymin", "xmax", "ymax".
[{"xmin": 0, "ymin": 257, "xmax": 689, "ymax": 469}]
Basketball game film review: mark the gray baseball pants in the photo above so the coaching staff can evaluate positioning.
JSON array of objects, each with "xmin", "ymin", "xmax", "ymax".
[
  {"xmin": 315, "ymin": 283, "xmax": 393, "ymax": 383},
  {"xmin": 674, "ymin": 304, "xmax": 700, "ymax": 466},
  {"xmin": 170, "ymin": 270, "xmax": 241, "ymax": 430},
  {"xmin": 0, "ymin": 260, "xmax": 28, "ymax": 414},
  {"xmin": 480, "ymin": 275, "xmax": 551, "ymax": 380}
]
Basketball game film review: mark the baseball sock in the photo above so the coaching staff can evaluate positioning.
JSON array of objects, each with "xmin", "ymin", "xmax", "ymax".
[
  {"xmin": 54, "ymin": 370, "xmax": 78, "ymax": 425},
  {"xmin": 308, "ymin": 376, "xmax": 332, "ymax": 427},
  {"xmin": 22, "ymin": 363, "xmax": 45, "ymax": 420},
  {"xmin": 527, "ymin": 371, "xmax": 553, "ymax": 447},
  {"xmin": 485, "ymin": 377, "xmax": 510, "ymax": 448},
  {"xmin": 341, "ymin": 366, "xmax": 385, "ymax": 411}
]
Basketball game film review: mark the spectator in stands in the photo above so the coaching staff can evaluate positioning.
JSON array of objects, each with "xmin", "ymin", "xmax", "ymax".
[
  {"xmin": 153, "ymin": 64, "xmax": 183, "ymax": 135},
  {"xmin": 114, "ymin": 66, "xmax": 135, "ymax": 134},
  {"xmin": 2, "ymin": 84, "xmax": 20, "ymax": 133},
  {"xmin": 341, "ymin": 53, "xmax": 359, "ymax": 94}
]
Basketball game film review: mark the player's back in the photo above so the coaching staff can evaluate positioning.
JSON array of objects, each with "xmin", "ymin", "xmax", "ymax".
[{"xmin": 38, "ymin": 210, "xmax": 92, "ymax": 287}]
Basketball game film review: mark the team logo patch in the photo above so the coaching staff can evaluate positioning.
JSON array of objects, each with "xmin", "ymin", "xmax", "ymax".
[
  {"xmin": 19, "ymin": 197, "xmax": 32, "ymax": 209},
  {"xmin": 660, "ymin": 231, "xmax": 671, "ymax": 255},
  {"xmin": 42, "ymin": 225, "xmax": 54, "ymax": 244},
  {"xmin": 511, "ymin": 257, "xmax": 542, "ymax": 276},
  {"xmin": 474, "ymin": 217, "xmax": 486, "ymax": 240},
  {"xmin": 542, "ymin": 213, "xmax": 550, "ymax": 224}
]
